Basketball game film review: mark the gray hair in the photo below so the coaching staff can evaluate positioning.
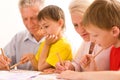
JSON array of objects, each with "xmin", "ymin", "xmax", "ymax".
[
  {"xmin": 69, "ymin": 0, "xmax": 92, "ymax": 15},
  {"xmin": 19, "ymin": 0, "xmax": 45, "ymax": 10}
]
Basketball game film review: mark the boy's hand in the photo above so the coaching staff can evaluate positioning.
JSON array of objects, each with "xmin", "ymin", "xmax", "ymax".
[
  {"xmin": 55, "ymin": 61, "xmax": 75, "ymax": 73},
  {"xmin": 80, "ymin": 54, "xmax": 97, "ymax": 71},
  {"xmin": 45, "ymin": 34, "xmax": 58, "ymax": 46}
]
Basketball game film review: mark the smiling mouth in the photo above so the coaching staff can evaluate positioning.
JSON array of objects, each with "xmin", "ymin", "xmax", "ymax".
[{"xmin": 81, "ymin": 33, "xmax": 88, "ymax": 37}]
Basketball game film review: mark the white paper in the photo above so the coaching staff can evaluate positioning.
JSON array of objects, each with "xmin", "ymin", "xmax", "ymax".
[
  {"xmin": 0, "ymin": 70, "xmax": 40, "ymax": 80},
  {"xmin": 32, "ymin": 74, "xmax": 58, "ymax": 80},
  {"xmin": 0, "ymin": 70, "xmax": 62, "ymax": 80}
]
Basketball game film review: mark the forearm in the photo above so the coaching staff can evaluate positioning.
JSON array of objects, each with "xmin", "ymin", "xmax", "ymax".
[
  {"xmin": 38, "ymin": 44, "xmax": 50, "ymax": 71},
  {"xmin": 80, "ymin": 71, "xmax": 120, "ymax": 80},
  {"xmin": 38, "ymin": 62, "xmax": 52, "ymax": 71}
]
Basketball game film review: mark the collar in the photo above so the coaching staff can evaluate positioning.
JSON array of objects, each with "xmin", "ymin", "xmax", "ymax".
[
  {"xmin": 23, "ymin": 31, "xmax": 44, "ymax": 44},
  {"xmin": 23, "ymin": 31, "xmax": 32, "ymax": 41}
]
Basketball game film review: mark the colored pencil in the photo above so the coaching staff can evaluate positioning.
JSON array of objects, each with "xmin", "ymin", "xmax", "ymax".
[{"xmin": 56, "ymin": 53, "xmax": 64, "ymax": 66}]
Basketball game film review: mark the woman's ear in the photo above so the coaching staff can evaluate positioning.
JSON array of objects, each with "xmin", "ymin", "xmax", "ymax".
[{"xmin": 112, "ymin": 26, "xmax": 120, "ymax": 37}]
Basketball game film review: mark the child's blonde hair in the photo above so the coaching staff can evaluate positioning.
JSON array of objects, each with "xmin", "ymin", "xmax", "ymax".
[
  {"xmin": 82, "ymin": 0, "xmax": 120, "ymax": 30},
  {"xmin": 69, "ymin": 0, "xmax": 92, "ymax": 15}
]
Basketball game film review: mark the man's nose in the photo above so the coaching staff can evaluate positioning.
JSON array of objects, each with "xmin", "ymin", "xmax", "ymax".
[{"xmin": 27, "ymin": 19, "xmax": 34, "ymax": 27}]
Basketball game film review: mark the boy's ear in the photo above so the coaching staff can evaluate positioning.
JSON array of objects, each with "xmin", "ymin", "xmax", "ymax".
[
  {"xmin": 58, "ymin": 18, "xmax": 64, "ymax": 27},
  {"xmin": 112, "ymin": 26, "xmax": 120, "ymax": 37}
]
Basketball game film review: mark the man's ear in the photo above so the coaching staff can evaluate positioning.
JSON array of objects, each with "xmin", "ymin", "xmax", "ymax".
[{"xmin": 112, "ymin": 26, "xmax": 120, "ymax": 37}]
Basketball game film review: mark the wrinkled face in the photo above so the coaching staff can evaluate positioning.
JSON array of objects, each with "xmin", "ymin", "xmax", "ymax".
[
  {"xmin": 20, "ymin": 6, "xmax": 40, "ymax": 35},
  {"xmin": 85, "ymin": 24, "xmax": 118, "ymax": 48},
  {"xmin": 39, "ymin": 18, "xmax": 62, "ymax": 36},
  {"xmin": 71, "ymin": 12, "xmax": 90, "ymax": 41}
]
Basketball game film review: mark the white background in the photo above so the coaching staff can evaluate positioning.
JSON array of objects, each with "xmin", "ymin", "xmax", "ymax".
[{"xmin": 0, "ymin": 0, "xmax": 83, "ymax": 54}]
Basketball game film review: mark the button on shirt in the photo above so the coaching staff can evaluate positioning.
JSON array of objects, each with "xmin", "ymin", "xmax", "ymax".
[{"xmin": 4, "ymin": 30, "xmax": 43, "ymax": 70}]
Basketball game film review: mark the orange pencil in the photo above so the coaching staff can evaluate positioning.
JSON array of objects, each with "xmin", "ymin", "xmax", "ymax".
[
  {"xmin": 93, "ymin": 48, "xmax": 104, "ymax": 58},
  {"xmin": 10, "ymin": 61, "xmax": 22, "ymax": 69},
  {"xmin": 56, "ymin": 53, "xmax": 64, "ymax": 66},
  {"xmin": 0, "ymin": 48, "xmax": 5, "ymax": 56}
]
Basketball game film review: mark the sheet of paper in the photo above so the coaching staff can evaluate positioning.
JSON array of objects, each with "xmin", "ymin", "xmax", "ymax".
[
  {"xmin": 0, "ymin": 70, "xmax": 62, "ymax": 80},
  {"xmin": 0, "ymin": 70, "xmax": 40, "ymax": 80},
  {"xmin": 32, "ymin": 73, "xmax": 63, "ymax": 80}
]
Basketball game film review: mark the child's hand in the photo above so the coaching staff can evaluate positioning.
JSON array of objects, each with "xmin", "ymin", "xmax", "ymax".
[
  {"xmin": 20, "ymin": 53, "xmax": 35, "ymax": 64},
  {"xmin": 43, "ymin": 67, "xmax": 56, "ymax": 73},
  {"xmin": 55, "ymin": 61, "xmax": 75, "ymax": 73},
  {"xmin": 80, "ymin": 54, "xmax": 97, "ymax": 71},
  {"xmin": 55, "ymin": 61, "xmax": 66, "ymax": 73},
  {"xmin": 45, "ymin": 34, "xmax": 58, "ymax": 46}
]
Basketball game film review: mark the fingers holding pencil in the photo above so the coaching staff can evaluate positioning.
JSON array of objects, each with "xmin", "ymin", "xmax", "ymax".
[
  {"xmin": 55, "ymin": 53, "xmax": 75, "ymax": 73},
  {"xmin": 0, "ymin": 48, "xmax": 11, "ymax": 70},
  {"xmin": 10, "ymin": 53, "xmax": 35, "ymax": 69},
  {"xmin": 55, "ymin": 60, "xmax": 75, "ymax": 73},
  {"xmin": 10, "ymin": 61, "xmax": 22, "ymax": 69},
  {"xmin": 80, "ymin": 48, "xmax": 104, "ymax": 70},
  {"xmin": 55, "ymin": 53, "xmax": 66, "ymax": 73}
]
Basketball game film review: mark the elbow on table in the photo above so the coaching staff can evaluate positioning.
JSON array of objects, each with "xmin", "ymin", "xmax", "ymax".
[
  {"xmin": 38, "ymin": 66, "xmax": 45, "ymax": 71},
  {"xmin": 38, "ymin": 63, "xmax": 52, "ymax": 71}
]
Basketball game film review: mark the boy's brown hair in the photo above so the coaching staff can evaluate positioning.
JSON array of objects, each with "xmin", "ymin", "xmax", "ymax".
[
  {"xmin": 37, "ymin": 5, "xmax": 65, "ymax": 29},
  {"xmin": 82, "ymin": 0, "xmax": 120, "ymax": 30}
]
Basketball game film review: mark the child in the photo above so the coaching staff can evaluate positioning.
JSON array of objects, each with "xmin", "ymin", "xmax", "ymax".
[
  {"xmin": 31, "ymin": 5, "xmax": 73, "ymax": 71},
  {"xmin": 55, "ymin": 0, "xmax": 111, "ymax": 72},
  {"xmin": 57, "ymin": 0, "xmax": 120, "ymax": 80}
]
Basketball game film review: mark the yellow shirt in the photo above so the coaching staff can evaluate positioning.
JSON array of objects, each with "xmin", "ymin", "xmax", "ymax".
[{"xmin": 35, "ymin": 38, "xmax": 72, "ymax": 67}]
